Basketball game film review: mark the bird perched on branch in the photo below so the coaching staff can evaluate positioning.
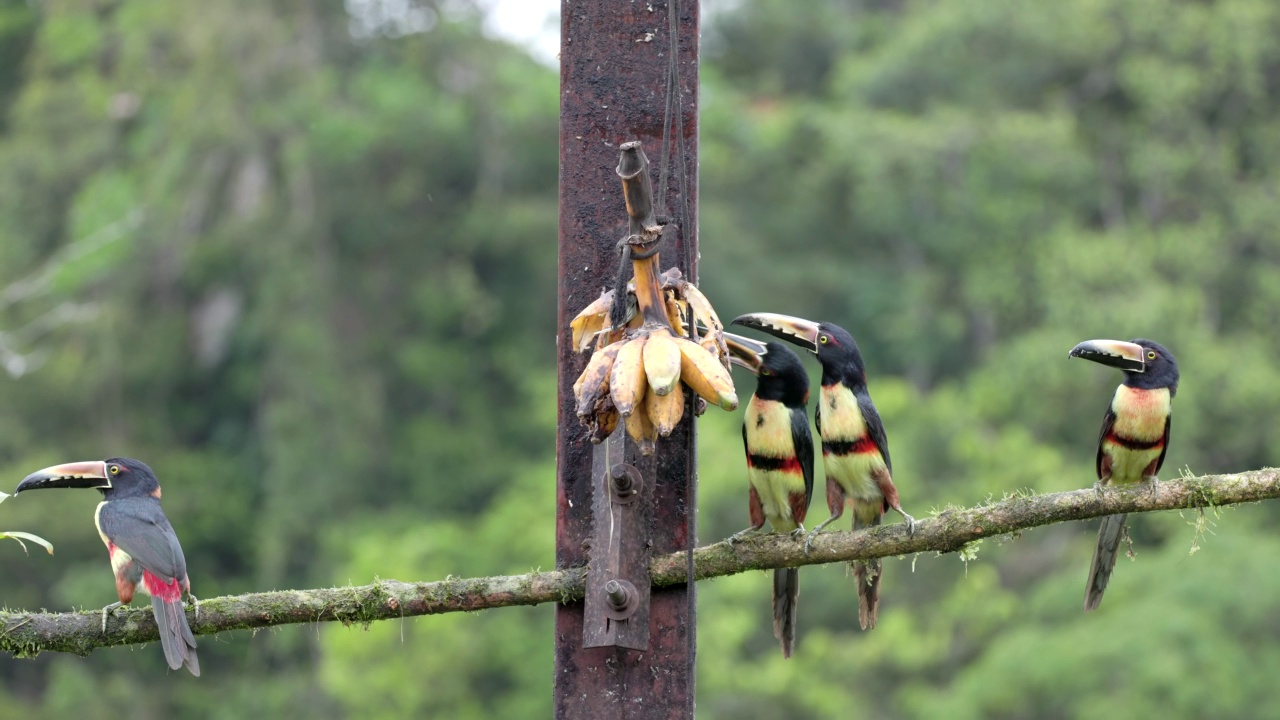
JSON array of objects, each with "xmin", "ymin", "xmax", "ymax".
[
  {"xmin": 16, "ymin": 457, "xmax": 200, "ymax": 675},
  {"xmin": 724, "ymin": 333, "xmax": 813, "ymax": 658},
  {"xmin": 1069, "ymin": 338, "xmax": 1179, "ymax": 612},
  {"xmin": 732, "ymin": 313, "xmax": 914, "ymax": 631}
]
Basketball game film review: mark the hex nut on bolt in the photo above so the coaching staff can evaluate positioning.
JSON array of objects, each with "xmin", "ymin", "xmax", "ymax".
[
  {"xmin": 609, "ymin": 463, "xmax": 642, "ymax": 504},
  {"xmin": 603, "ymin": 578, "xmax": 639, "ymax": 620}
]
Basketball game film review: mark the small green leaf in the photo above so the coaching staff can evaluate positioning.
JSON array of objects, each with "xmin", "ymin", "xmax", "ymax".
[
  {"xmin": 0, "ymin": 531, "xmax": 54, "ymax": 555},
  {"xmin": 0, "ymin": 492, "xmax": 55, "ymax": 553}
]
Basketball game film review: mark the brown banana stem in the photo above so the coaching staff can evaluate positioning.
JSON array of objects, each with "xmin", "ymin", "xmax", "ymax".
[
  {"xmin": 617, "ymin": 142, "xmax": 671, "ymax": 328},
  {"xmin": 631, "ymin": 254, "xmax": 670, "ymax": 327},
  {"xmin": 617, "ymin": 141, "xmax": 659, "ymax": 235}
]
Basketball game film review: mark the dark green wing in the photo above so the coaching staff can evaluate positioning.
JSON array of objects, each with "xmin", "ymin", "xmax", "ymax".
[
  {"xmin": 790, "ymin": 406, "xmax": 814, "ymax": 513},
  {"xmin": 857, "ymin": 390, "xmax": 892, "ymax": 474},
  {"xmin": 98, "ymin": 497, "xmax": 188, "ymax": 583}
]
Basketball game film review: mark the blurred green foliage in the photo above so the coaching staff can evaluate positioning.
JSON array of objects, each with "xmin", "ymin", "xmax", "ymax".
[{"xmin": 0, "ymin": 0, "xmax": 1279, "ymax": 717}]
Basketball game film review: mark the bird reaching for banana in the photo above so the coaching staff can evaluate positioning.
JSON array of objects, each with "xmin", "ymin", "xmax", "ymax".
[
  {"xmin": 733, "ymin": 312, "xmax": 914, "ymax": 631},
  {"xmin": 724, "ymin": 333, "xmax": 814, "ymax": 658}
]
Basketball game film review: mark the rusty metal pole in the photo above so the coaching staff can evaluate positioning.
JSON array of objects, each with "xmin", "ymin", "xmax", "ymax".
[{"xmin": 554, "ymin": 1, "xmax": 699, "ymax": 718}]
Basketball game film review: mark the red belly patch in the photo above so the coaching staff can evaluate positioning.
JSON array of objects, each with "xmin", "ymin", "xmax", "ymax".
[
  {"xmin": 142, "ymin": 570, "xmax": 182, "ymax": 602},
  {"xmin": 822, "ymin": 437, "xmax": 878, "ymax": 456},
  {"xmin": 747, "ymin": 454, "xmax": 803, "ymax": 474},
  {"xmin": 1105, "ymin": 432, "xmax": 1164, "ymax": 451}
]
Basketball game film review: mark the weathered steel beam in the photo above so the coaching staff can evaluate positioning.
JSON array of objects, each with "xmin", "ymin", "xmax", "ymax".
[{"xmin": 555, "ymin": 0, "xmax": 700, "ymax": 717}]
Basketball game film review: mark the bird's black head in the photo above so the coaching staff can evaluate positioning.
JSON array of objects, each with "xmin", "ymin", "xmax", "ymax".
[
  {"xmin": 15, "ymin": 456, "xmax": 161, "ymax": 499},
  {"xmin": 725, "ymin": 333, "xmax": 810, "ymax": 407},
  {"xmin": 731, "ymin": 313, "xmax": 868, "ymax": 388},
  {"xmin": 1068, "ymin": 338, "xmax": 1179, "ymax": 396},
  {"xmin": 810, "ymin": 322, "xmax": 867, "ymax": 384}
]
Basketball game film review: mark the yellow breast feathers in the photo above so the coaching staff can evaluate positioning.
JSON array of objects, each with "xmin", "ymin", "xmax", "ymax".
[
  {"xmin": 818, "ymin": 384, "xmax": 867, "ymax": 440},
  {"xmin": 1110, "ymin": 386, "xmax": 1171, "ymax": 442},
  {"xmin": 745, "ymin": 397, "xmax": 799, "ymax": 457}
]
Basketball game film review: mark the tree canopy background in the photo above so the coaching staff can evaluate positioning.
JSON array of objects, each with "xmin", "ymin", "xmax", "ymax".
[{"xmin": 2, "ymin": 0, "xmax": 1279, "ymax": 717}]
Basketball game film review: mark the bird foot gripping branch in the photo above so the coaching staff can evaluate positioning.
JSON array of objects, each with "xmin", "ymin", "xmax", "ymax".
[{"xmin": 570, "ymin": 142, "xmax": 738, "ymax": 455}]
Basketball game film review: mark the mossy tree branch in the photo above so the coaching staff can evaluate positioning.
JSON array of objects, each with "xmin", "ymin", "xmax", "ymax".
[{"xmin": 2, "ymin": 468, "xmax": 1275, "ymax": 659}]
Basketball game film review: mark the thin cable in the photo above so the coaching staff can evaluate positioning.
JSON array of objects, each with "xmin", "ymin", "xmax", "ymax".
[
  {"xmin": 656, "ymin": 0, "xmax": 678, "ymax": 214},
  {"xmin": 661, "ymin": 0, "xmax": 699, "ymax": 703}
]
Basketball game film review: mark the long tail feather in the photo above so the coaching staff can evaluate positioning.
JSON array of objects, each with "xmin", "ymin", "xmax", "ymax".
[
  {"xmin": 1084, "ymin": 513, "xmax": 1128, "ymax": 612},
  {"xmin": 152, "ymin": 595, "xmax": 200, "ymax": 676},
  {"xmin": 772, "ymin": 568, "xmax": 800, "ymax": 658},
  {"xmin": 853, "ymin": 509, "xmax": 882, "ymax": 630},
  {"xmin": 853, "ymin": 560, "xmax": 881, "ymax": 630}
]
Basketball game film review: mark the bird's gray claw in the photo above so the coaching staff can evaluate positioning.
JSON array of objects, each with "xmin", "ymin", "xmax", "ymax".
[
  {"xmin": 803, "ymin": 533, "xmax": 818, "ymax": 557},
  {"xmin": 190, "ymin": 594, "xmax": 200, "ymax": 623},
  {"xmin": 100, "ymin": 601, "xmax": 123, "ymax": 634},
  {"xmin": 904, "ymin": 514, "xmax": 917, "ymax": 537}
]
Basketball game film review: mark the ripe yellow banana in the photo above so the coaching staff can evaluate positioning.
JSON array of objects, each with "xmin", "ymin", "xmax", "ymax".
[
  {"xmin": 568, "ymin": 245, "xmax": 738, "ymax": 445},
  {"xmin": 574, "ymin": 341, "xmax": 622, "ymax": 418},
  {"xmin": 675, "ymin": 336, "xmax": 738, "ymax": 411},
  {"xmin": 624, "ymin": 395, "xmax": 658, "ymax": 454},
  {"xmin": 646, "ymin": 381, "xmax": 684, "ymax": 437},
  {"xmin": 643, "ymin": 328, "xmax": 682, "ymax": 396},
  {"xmin": 609, "ymin": 333, "xmax": 649, "ymax": 416}
]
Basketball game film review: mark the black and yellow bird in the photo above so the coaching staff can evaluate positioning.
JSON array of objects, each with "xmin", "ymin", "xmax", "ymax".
[
  {"xmin": 1069, "ymin": 338, "xmax": 1179, "ymax": 612},
  {"xmin": 724, "ymin": 333, "xmax": 813, "ymax": 658},
  {"xmin": 16, "ymin": 457, "xmax": 200, "ymax": 675},
  {"xmin": 733, "ymin": 313, "xmax": 914, "ymax": 631}
]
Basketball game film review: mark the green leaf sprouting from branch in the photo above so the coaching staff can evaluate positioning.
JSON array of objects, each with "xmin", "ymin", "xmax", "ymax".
[{"xmin": 0, "ymin": 490, "xmax": 54, "ymax": 555}]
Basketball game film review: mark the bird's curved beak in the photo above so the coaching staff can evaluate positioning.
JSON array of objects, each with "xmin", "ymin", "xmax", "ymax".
[
  {"xmin": 731, "ymin": 313, "xmax": 821, "ymax": 353},
  {"xmin": 15, "ymin": 461, "xmax": 110, "ymax": 493},
  {"xmin": 724, "ymin": 332, "xmax": 768, "ymax": 375},
  {"xmin": 1068, "ymin": 339, "xmax": 1146, "ymax": 373}
]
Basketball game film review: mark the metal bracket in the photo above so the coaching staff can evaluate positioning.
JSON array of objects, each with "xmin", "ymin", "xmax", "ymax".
[{"xmin": 583, "ymin": 427, "xmax": 653, "ymax": 649}]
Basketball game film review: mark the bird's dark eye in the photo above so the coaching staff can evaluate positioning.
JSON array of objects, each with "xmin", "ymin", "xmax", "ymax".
[
  {"xmin": 818, "ymin": 335, "xmax": 829, "ymax": 345},
  {"xmin": 109, "ymin": 465, "xmax": 120, "ymax": 475},
  {"xmin": 1147, "ymin": 351, "xmax": 1156, "ymax": 360}
]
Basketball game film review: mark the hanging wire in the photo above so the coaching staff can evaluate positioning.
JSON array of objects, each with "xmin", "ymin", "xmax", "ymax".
[{"xmin": 656, "ymin": 0, "xmax": 699, "ymax": 694}]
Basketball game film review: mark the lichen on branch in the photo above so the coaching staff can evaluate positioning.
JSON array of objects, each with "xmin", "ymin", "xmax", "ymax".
[{"xmin": 1, "ymin": 468, "xmax": 1275, "ymax": 660}]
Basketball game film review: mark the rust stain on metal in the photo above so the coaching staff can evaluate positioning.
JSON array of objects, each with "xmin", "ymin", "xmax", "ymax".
[
  {"xmin": 583, "ymin": 431, "xmax": 653, "ymax": 650},
  {"xmin": 555, "ymin": 0, "xmax": 700, "ymax": 717}
]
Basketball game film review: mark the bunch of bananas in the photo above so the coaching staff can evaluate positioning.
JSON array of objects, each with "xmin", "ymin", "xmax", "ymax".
[{"xmin": 571, "ymin": 268, "xmax": 738, "ymax": 454}]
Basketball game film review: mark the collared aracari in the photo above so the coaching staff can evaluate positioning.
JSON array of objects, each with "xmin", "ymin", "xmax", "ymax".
[
  {"xmin": 1069, "ymin": 338, "xmax": 1179, "ymax": 612},
  {"xmin": 723, "ymin": 333, "xmax": 814, "ymax": 658},
  {"xmin": 733, "ymin": 313, "xmax": 914, "ymax": 631},
  {"xmin": 15, "ymin": 457, "xmax": 200, "ymax": 675}
]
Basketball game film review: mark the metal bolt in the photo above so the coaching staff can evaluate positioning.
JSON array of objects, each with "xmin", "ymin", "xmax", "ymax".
[
  {"xmin": 608, "ymin": 464, "xmax": 641, "ymax": 503},
  {"xmin": 611, "ymin": 466, "xmax": 633, "ymax": 495},
  {"xmin": 605, "ymin": 580, "xmax": 628, "ymax": 610}
]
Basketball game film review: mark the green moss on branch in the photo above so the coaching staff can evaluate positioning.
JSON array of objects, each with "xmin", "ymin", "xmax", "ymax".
[{"xmin": 1, "ymin": 469, "xmax": 1276, "ymax": 659}]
